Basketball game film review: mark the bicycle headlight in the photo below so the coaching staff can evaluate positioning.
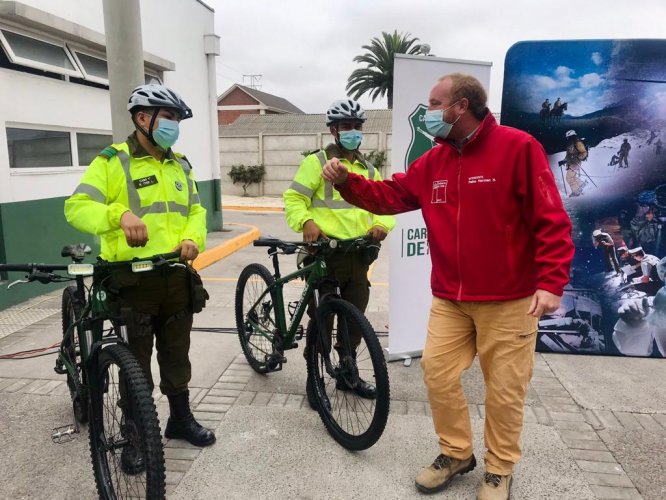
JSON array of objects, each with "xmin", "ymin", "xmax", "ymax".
[
  {"xmin": 67, "ymin": 263, "xmax": 94, "ymax": 276},
  {"xmin": 131, "ymin": 261, "xmax": 154, "ymax": 273}
]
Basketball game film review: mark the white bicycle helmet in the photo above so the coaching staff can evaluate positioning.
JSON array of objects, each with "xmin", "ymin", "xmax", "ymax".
[
  {"xmin": 127, "ymin": 84, "xmax": 193, "ymax": 119},
  {"xmin": 565, "ymin": 130, "xmax": 577, "ymax": 138},
  {"xmin": 326, "ymin": 99, "xmax": 366, "ymax": 126}
]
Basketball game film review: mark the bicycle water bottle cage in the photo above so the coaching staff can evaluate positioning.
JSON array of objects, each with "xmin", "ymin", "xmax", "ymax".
[{"xmin": 288, "ymin": 300, "xmax": 298, "ymax": 319}]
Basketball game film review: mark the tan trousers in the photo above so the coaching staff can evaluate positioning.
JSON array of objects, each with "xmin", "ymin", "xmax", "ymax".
[
  {"xmin": 421, "ymin": 296, "xmax": 538, "ymax": 475},
  {"xmin": 566, "ymin": 165, "xmax": 582, "ymax": 195}
]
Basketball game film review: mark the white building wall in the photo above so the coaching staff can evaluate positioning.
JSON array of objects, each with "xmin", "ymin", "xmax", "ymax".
[{"xmin": 0, "ymin": 0, "xmax": 218, "ymax": 204}]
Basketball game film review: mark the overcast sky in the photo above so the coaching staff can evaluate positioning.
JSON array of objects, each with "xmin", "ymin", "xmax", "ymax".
[{"xmin": 209, "ymin": 0, "xmax": 666, "ymax": 114}]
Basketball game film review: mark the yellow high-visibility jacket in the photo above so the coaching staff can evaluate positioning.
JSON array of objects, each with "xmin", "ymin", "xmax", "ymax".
[
  {"xmin": 284, "ymin": 144, "xmax": 395, "ymax": 238},
  {"xmin": 64, "ymin": 135, "xmax": 206, "ymax": 262}
]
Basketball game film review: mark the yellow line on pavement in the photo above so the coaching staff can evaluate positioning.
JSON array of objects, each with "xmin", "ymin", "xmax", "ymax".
[{"xmin": 193, "ymin": 223, "xmax": 260, "ymax": 271}]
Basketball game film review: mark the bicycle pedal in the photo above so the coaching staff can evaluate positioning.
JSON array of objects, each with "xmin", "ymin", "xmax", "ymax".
[
  {"xmin": 51, "ymin": 424, "xmax": 79, "ymax": 444},
  {"xmin": 290, "ymin": 342, "xmax": 299, "ymax": 349}
]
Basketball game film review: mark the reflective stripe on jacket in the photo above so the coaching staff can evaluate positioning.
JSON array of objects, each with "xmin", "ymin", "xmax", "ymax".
[
  {"xmin": 283, "ymin": 145, "xmax": 395, "ymax": 238},
  {"xmin": 64, "ymin": 141, "xmax": 207, "ymax": 261}
]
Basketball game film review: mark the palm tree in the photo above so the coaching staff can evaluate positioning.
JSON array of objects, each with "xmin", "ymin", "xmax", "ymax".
[{"xmin": 346, "ymin": 31, "xmax": 428, "ymax": 109}]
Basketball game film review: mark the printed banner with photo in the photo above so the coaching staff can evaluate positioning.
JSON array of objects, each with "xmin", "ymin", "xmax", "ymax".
[{"xmin": 501, "ymin": 39, "xmax": 666, "ymax": 358}]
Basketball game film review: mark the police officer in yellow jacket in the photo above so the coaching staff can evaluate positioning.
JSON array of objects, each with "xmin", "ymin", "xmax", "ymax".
[
  {"xmin": 284, "ymin": 98, "xmax": 395, "ymax": 409},
  {"xmin": 64, "ymin": 85, "xmax": 215, "ymax": 462}
]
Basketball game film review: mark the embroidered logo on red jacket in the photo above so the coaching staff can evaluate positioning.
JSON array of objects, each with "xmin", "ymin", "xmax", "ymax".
[{"xmin": 431, "ymin": 180, "xmax": 448, "ymax": 203}]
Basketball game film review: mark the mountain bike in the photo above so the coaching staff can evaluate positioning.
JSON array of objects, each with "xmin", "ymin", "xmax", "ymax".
[
  {"xmin": 235, "ymin": 235, "xmax": 390, "ymax": 450},
  {"xmin": 0, "ymin": 244, "xmax": 176, "ymax": 499}
]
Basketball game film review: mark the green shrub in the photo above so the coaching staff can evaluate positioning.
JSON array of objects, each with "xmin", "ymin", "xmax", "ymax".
[
  {"xmin": 228, "ymin": 164, "xmax": 266, "ymax": 196},
  {"xmin": 365, "ymin": 150, "xmax": 387, "ymax": 170}
]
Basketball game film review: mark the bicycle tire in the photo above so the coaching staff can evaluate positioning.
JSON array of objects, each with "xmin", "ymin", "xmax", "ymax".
[
  {"xmin": 89, "ymin": 344, "xmax": 165, "ymax": 500},
  {"xmin": 62, "ymin": 286, "xmax": 89, "ymax": 423},
  {"xmin": 306, "ymin": 298, "xmax": 390, "ymax": 450},
  {"xmin": 235, "ymin": 263, "xmax": 281, "ymax": 374}
]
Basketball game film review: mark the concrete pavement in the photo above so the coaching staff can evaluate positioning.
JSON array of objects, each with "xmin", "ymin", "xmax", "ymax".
[{"xmin": 0, "ymin": 199, "xmax": 664, "ymax": 499}]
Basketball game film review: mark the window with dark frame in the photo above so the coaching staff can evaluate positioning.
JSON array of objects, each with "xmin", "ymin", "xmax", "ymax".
[{"xmin": 6, "ymin": 128, "xmax": 72, "ymax": 168}]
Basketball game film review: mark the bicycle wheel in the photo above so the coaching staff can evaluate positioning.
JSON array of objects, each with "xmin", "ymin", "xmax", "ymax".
[
  {"xmin": 235, "ymin": 263, "xmax": 281, "ymax": 373},
  {"xmin": 62, "ymin": 285, "xmax": 88, "ymax": 423},
  {"xmin": 306, "ymin": 298, "xmax": 390, "ymax": 450},
  {"xmin": 89, "ymin": 344, "xmax": 165, "ymax": 499}
]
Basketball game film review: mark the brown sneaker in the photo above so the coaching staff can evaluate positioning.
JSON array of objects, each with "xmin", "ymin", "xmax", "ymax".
[
  {"xmin": 477, "ymin": 472, "xmax": 512, "ymax": 500},
  {"xmin": 415, "ymin": 453, "xmax": 476, "ymax": 494}
]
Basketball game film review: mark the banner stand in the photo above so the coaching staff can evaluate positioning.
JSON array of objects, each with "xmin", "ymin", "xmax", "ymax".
[{"xmin": 388, "ymin": 54, "xmax": 491, "ymax": 360}]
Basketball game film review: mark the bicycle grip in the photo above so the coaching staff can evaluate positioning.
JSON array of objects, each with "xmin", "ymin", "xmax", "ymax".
[
  {"xmin": 160, "ymin": 251, "xmax": 183, "ymax": 261},
  {"xmin": 0, "ymin": 264, "xmax": 32, "ymax": 272},
  {"xmin": 253, "ymin": 238, "xmax": 281, "ymax": 247}
]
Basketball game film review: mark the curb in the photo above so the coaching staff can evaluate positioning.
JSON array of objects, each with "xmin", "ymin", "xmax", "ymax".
[
  {"xmin": 222, "ymin": 205, "xmax": 284, "ymax": 212},
  {"xmin": 193, "ymin": 224, "xmax": 260, "ymax": 271}
]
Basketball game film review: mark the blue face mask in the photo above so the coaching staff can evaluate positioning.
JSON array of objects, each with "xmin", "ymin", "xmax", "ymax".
[
  {"xmin": 339, "ymin": 129, "xmax": 363, "ymax": 151},
  {"xmin": 424, "ymin": 101, "xmax": 460, "ymax": 139},
  {"xmin": 152, "ymin": 118, "xmax": 180, "ymax": 150}
]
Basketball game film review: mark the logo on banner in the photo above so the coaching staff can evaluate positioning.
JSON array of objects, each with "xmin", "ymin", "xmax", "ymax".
[
  {"xmin": 431, "ymin": 180, "xmax": 448, "ymax": 203},
  {"xmin": 405, "ymin": 104, "xmax": 436, "ymax": 171}
]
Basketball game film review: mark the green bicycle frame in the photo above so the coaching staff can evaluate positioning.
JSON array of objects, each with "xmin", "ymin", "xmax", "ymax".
[{"xmin": 247, "ymin": 255, "xmax": 333, "ymax": 351}]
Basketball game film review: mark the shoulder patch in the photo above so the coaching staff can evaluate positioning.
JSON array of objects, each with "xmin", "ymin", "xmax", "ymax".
[{"xmin": 97, "ymin": 146, "xmax": 118, "ymax": 159}]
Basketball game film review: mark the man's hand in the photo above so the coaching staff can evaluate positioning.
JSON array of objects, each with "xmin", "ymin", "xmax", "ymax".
[
  {"xmin": 174, "ymin": 239, "xmax": 199, "ymax": 261},
  {"xmin": 527, "ymin": 289, "xmax": 561, "ymax": 318},
  {"xmin": 321, "ymin": 157, "xmax": 349, "ymax": 185},
  {"xmin": 367, "ymin": 226, "xmax": 388, "ymax": 242},
  {"xmin": 120, "ymin": 211, "xmax": 148, "ymax": 247},
  {"xmin": 303, "ymin": 220, "xmax": 326, "ymax": 242}
]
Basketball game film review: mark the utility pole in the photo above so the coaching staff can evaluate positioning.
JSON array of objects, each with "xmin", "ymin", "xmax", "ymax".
[{"xmin": 102, "ymin": 0, "xmax": 145, "ymax": 142}]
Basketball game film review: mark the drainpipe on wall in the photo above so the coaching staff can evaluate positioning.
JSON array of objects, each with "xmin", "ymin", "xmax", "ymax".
[
  {"xmin": 102, "ymin": 0, "xmax": 145, "ymax": 142},
  {"xmin": 204, "ymin": 34, "xmax": 222, "ymax": 215}
]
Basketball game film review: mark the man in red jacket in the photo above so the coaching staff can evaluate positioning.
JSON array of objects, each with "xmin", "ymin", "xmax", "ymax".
[{"xmin": 322, "ymin": 73, "xmax": 574, "ymax": 500}]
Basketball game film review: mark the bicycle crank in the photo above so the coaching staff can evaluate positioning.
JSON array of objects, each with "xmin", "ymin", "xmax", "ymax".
[{"xmin": 264, "ymin": 352, "xmax": 287, "ymax": 372}]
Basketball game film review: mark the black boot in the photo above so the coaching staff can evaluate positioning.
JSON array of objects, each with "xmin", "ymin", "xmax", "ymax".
[
  {"xmin": 119, "ymin": 405, "xmax": 145, "ymax": 474},
  {"xmin": 306, "ymin": 373, "xmax": 330, "ymax": 412},
  {"xmin": 164, "ymin": 390, "xmax": 216, "ymax": 447},
  {"xmin": 334, "ymin": 347, "xmax": 377, "ymax": 399},
  {"xmin": 120, "ymin": 443, "xmax": 145, "ymax": 475},
  {"xmin": 336, "ymin": 377, "xmax": 377, "ymax": 399}
]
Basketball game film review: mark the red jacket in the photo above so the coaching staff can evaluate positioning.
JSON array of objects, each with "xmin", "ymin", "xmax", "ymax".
[{"xmin": 338, "ymin": 113, "xmax": 574, "ymax": 301}]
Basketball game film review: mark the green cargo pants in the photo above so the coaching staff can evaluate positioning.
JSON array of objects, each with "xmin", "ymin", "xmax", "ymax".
[
  {"xmin": 306, "ymin": 249, "xmax": 370, "ymax": 353},
  {"xmin": 107, "ymin": 266, "xmax": 192, "ymax": 396}
]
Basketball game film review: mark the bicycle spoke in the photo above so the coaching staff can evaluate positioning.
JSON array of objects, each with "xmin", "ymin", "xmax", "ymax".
[
  {"xmin": 307, "ymin": 298, "xmax": 390, "ymax": 450},
  {"xmin": 236, "ymin": 264, "xmax": 282, "ymax": 373}
]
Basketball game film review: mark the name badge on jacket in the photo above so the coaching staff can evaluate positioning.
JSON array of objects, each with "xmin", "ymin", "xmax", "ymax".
[{"xmin": 133, "ymin": 175, "xmax": 158, "ymax": 189}]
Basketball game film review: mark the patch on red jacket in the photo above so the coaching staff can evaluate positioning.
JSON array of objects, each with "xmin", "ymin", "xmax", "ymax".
[{"xmin": 431, "ymin": 180, "xmax": 448, "ymax": 204}]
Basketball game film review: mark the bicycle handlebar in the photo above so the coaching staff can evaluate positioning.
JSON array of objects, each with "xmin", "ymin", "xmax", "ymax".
[
  {"xmin": 0, "ymin": 263, "xmax": 69, "ymax": 273},
  {"xmin": 253, "ymin": 235, "xmax": 376, "ymax": 255},
  {"xmin": 95, "ymin": 250, "xmax": 184, "ymax": 270},
  {"xmin": 0, "ymin": 251, "xmax": 184, "ymax": 287}
]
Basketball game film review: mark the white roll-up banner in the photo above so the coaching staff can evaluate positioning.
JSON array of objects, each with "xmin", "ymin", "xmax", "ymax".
[{"xmin": 388, "ymin": 54, "xmax": 491, "ymax": 359}]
